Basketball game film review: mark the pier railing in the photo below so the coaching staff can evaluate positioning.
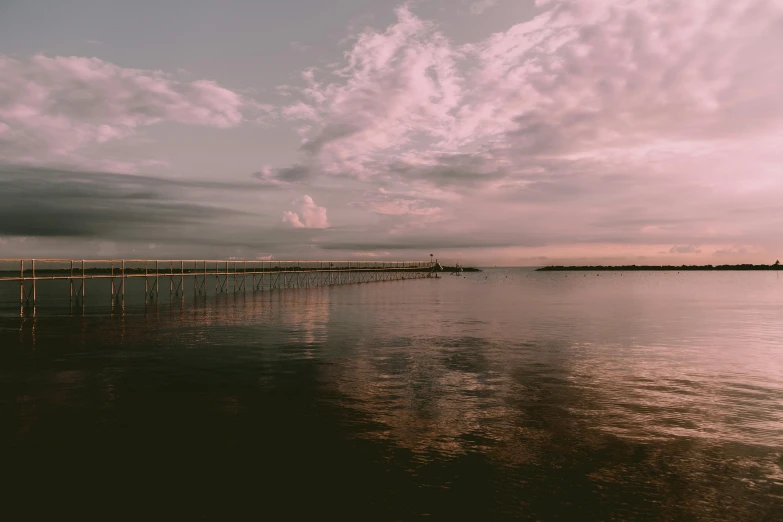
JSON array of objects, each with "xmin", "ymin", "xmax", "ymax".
[{"xmin": 0, "ymin": 259, "xmax": 435, "ymax": 311}]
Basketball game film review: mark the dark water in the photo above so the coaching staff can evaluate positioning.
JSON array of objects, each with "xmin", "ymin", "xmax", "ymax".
[{"xmin": 1, "ymin": 269, "xmax": 782, "ymax": 520}]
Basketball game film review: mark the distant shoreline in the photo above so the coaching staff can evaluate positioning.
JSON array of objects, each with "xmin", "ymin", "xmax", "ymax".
[{"xmin": 537, "ymin": 264, "xmax": 781, "ymax": 271}]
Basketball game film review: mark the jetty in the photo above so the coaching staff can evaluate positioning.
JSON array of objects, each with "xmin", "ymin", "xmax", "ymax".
[{"xmin": 0, "ymin": 258, "xmax": 437, "ymax": 312}]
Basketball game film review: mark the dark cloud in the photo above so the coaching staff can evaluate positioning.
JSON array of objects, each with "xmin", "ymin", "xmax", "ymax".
[
  {"xmin": 0, "ymin": 166, "xmax": 259, "ymax": 191},
  {"xmin": 275, "ymin": 165, "xmax": 311, "ymax": 183},
  {"xmin": 386, "ymin": 154, "xmax": 506, "ymax": 188},
  {"xmin": 0, "ymin": 165, "xmax": 255, "ymax": 239},
  {"xmin": 301, "ymin": 123, "xmax": 361, "ymax": 154},
  {"xmin": 252, "ymin": 164, "xmax": 311, "ymax": 186}
]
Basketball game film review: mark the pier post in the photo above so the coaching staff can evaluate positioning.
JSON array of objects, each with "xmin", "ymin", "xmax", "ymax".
[
  {"xmin": 32, "ymin": 259, "xmax": 36, "ymax": 305},
  {"xmin": 19, "ymin": 260, "xmax": 24, "ymax": 313}
]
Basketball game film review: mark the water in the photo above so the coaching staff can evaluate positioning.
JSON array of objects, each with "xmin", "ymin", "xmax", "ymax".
[{"xmin": 1, "ymin": 269, "xmax": 782, "ymax": 520}]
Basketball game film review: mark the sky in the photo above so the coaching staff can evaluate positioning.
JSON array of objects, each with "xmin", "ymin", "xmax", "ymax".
[{"xmin": 1, "ymin": 0, "xmax": 782, "ymax": 266}]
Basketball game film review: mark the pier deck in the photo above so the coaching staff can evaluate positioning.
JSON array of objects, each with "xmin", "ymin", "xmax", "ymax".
[{"xmin": 0, "ymin": 259, "xmax": 435, "ymax": 312}]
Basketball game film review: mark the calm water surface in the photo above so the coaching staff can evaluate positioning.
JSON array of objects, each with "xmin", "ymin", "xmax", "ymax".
[{"xmin": 1, "ymin": 269, "xmax": 782, "ymax": 520}]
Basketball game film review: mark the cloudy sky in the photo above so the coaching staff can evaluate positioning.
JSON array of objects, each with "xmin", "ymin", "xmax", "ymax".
[{"xmin": 1, "ymin": 0, "xmax": 782, "ymax": 265}]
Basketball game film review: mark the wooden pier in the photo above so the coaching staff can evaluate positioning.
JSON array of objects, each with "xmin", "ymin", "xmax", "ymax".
[{"xmin": 0, "ymin": 259, "xmax": 436, "ymax": 313}]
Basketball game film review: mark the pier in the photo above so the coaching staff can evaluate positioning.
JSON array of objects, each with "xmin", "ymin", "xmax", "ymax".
[{"xmin": 0, "ymin": 259, "xmax": 435, "ymax": 313}]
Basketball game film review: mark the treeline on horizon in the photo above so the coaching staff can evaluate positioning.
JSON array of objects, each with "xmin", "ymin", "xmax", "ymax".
[{"xmin": 537, "ymin": 263, "xmax": 781, "ymax": 271}]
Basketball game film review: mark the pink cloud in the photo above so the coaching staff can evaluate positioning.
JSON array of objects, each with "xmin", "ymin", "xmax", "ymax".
[
  {"xmin": 458, "ymin": 0, "xmax": 783, "ymax": 155},
  {"xmin": 282, "ymin": 211, "xmax": 305, "ymax": 228},
  {"xmin": 282, "ymin": 195, "xmax": 329, "ymax": 229},
  {"xmin": 281, "ymin": 5, "xmax": 462, "ymax": 178},
  {"xmin": 0, "ymin": 54, "xmax": 249, "ymax": 164},
  {"xmin": 282, "ymin": 1, "xmax": 783, "ymax": 172}
]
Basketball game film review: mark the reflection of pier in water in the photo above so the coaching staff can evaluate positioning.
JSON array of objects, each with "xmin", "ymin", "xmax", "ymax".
[{"xmin": 0, "ymin": 259, "xmax": 434, "ymax": 314}]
